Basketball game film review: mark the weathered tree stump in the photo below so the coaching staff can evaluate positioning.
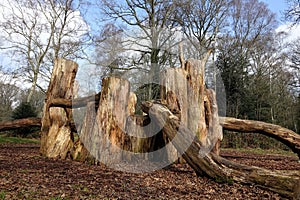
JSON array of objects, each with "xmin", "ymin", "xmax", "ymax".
[
  {"xmin": 79, "ymin": 77, "xmax": 168, "ymax": 166},
  {"xmin": 160, "ymin": 59, "xmax": 223, "ymax": 162},
  {"xmin": 40, "ymin": 59, "xmax": 78, "ymax": 158}
]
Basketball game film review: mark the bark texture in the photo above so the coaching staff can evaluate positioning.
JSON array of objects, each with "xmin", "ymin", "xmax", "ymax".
[
  {"xmin": 40, "ymin": 59, "xmax": 78, "ymax": 158},
  {"xmin": 159, "ymin": 59, "xmax": 223, "ymax": 162},
  {"xmin": 80, "ymin": 77, "xmax": 129, "ymax": 165}
]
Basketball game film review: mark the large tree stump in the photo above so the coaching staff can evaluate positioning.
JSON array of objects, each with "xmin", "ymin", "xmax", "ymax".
[
  {"xmin": 40, "ymin": 59, "xmax": 78, "ymax": 158},
  {"xmin": 79, "ymin": 77, "xmax": 168, "ymax": 168},
  {"xmin": 160, "ymin": 59, "xmax": 223, "ymax": 162},
  {"xmin": 80, "ymin": 77, "xmax": 141, "ymax": 166}
]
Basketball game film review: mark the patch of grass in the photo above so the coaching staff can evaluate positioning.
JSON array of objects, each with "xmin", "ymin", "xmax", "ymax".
[
  {"xmin": 0, "ymin": 191, "xmax": 5, "ymax": 200},
  {"xmin": 0, "ymin": 135, "xmax": 39, "ymax": 144}
]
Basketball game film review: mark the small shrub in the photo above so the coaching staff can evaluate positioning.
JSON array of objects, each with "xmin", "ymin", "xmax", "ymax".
[
  {"xmin": 12, "ymin": 102, "xmax": 37, "ymax": 120},
  {"xmin": 11, "ymin": 102, "xmax": 38, "ymax": 138}
]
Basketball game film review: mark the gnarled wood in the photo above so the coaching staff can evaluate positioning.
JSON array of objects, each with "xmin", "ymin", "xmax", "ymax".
[
  {"xmin": 0, "ymin": 118, "xmax": 41, "ymax": 132},
  {"xmin": 142, "ymin": 101, "xmax": 300, "ymax": 199},
  {"xmin": 80, "ymin": 77, "xmax": 129, "ymax": 165},
  {"xmin": 220, "ymin": 117, "xmax": 300, "ymax": 158},
  {"xmin": 40, "ymin": 59, "xmax": 78, "ymax": 159},
  {"xmin": 159, "ymin": 60, "xmax": 223, "ymax": 163}
]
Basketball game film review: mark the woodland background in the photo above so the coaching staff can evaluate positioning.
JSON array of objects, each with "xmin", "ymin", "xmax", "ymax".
[{"xmin": 0, "ymin": 0, "xmax": 299, "ymax": 150}]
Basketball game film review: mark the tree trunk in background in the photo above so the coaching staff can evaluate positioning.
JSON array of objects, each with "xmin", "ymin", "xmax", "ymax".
[
  {"xmin": 142, "ymin": 101, "xmax": 300, "ymax": 199},
  {"xmin": 40, "ymin": 59, "xmax": 78, "ymax": 158}
]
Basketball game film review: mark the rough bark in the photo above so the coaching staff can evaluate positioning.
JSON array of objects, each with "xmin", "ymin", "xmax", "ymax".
[
  {"xmin": 159, "ymin": 59, "xmax": 222, "ymax": 162},
  {"xmin": 79, "ymin": 77, "xmax": 166, "ymax": 165},
  {"xmin": 184, "ymin": 59, "xmax": 207, "ymax": 143},
  {"xmin": 80, "ymin": 77, "xmax": 130, "ymax": 165},
  {"xmin": 220, "ymin": 117, "xmax": 300, "ymax": 158},
  {"xmin": 0, "ymin": 118, "xmax": 41, "ymax": 132},
  {"xmin": 160, "ymin": 68, "xmax": 188, "ymax": 163},
  {"xmin": 204, "ymin": 89, "xmax": 223, "ymax": 155},
  {"xmin": 40, "ymin": 59, "xmax": 78, "ymax": 159},
  {"xmin": 142, "ymin": 101, "xmax": 300, "ymax": 199}
]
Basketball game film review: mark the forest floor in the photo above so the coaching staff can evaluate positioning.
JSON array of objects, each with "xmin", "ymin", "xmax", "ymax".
[{"xmin": 0, "ymin": 143, "xmax": 299, "ymax": 200}]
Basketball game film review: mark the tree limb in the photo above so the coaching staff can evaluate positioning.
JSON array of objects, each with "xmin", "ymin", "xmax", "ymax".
[
  {"xmin": 220, "ymin": 117, "xmax": 300, "ymax": 158},
  {"xmin": 48, "ymin": 92, "xmax": 101, "ymax": 108},
  {"xmin": 0, "ymin": 117, "xmax": 41, "ymax": 132}
]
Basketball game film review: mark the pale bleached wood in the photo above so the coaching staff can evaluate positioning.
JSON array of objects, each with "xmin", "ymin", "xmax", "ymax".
[{"xmin": 40, "ymin": 59, "xmax": 78, "ymax": 159}]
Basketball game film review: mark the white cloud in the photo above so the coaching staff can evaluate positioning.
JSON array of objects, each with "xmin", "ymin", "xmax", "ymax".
[{"xmin": 276, "ymin": 23, "xmax": 300, "ymax": 42}]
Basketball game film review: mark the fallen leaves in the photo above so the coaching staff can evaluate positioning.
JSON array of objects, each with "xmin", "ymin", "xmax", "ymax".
[{"xmin": 0, "ymin": 143, "xmax": 298, "ymax": 199}]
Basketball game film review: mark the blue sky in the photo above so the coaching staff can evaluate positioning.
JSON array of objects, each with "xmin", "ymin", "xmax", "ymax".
[{"xmin": 261, "ymin": 0, "xmax": 287, "ymax": 21}]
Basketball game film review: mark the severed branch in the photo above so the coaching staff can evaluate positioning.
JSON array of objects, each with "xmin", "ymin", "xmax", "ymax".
[
  {"xmin": 48, "ymin": 92, "xmax": 101, "ymax": 108},
  {"xmin": 220, "ymin": 117, "xmax": 300, "ymax": 159},
  {"xmin": 141, "ymin": 101, "xmax": 300, "ymax": 199},
  {"xmin": 0, "ymin": 93, "xmax": 101, "ymax": 132}
]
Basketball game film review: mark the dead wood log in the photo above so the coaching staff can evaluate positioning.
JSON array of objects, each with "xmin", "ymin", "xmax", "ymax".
[
  {"xmin": 48, "ymin": 92, "xmax": 101, "ymax": 109},
  {"xmin": 0, "ymin": 118, "xmax": 41, "ymax": 132},
  {"xmin": 79, "ymin": 77, "xmax": 167, "ymax": 165},
  {"xmin": 220, "ymin": 117, "xmax": 300, "ymax": 158},
  {"xmin": 142, "ymin": 101, "xmax": 300, "ymax": 199}
]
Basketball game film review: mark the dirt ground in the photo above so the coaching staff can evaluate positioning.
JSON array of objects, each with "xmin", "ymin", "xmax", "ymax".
[{"xmin": 0, "ymin": 143, "xmax": 299, "ymax": 200}]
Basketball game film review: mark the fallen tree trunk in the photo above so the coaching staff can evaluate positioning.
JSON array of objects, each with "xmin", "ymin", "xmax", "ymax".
[
  {"xmin": 0, "ymin": 118, "xmax": 41, "ymax": 132},
  {"xmin": 1, "ymin": 115, "xmax": 299, "ymax": 160},
  {"xmin": 220, "ymin": 117, "xmax": 300, "ymax": 158},
  {"xmin": 142, "ymin": 101, "xmax": 300, "ymax": 199}
]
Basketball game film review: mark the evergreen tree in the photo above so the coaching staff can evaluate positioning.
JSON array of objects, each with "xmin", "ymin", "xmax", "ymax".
[
  {"xmin": 11, "ymin": 102, "xmax": 38, "ymax": 137},
  {"xmin": 12, "ymin": 102, "xmax": 37, "ymax": 120}
]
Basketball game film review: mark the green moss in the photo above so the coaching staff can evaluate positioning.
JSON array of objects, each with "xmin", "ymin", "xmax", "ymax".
[{"xmin": 215, "ymin": 175, "xmax": 234, "ymax": 185}]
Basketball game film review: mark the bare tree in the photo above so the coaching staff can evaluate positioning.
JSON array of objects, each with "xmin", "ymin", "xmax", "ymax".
[
  {"xmin": 97, "ymin": 0, "xmax": 180, "ymax": 99},
  {"xmin": 176, "ymin": 0, "xmax": 229, "ymax": 59},
  {"xmin": 0, "ymin": 0, "xmax": 89, "ymax": 102},
  {"xmin": 0, "ymin": 71, "xmax": 21, "ymax": 121},
  {"xmin": 288, "ymin": 39, "xmax": 300, "ymax": 92},
  {"xmin": 93, "ymin": 23, "xmax": 127, "ymax": 78},
  {"xmin": 228, "ymin": 0, "xmax": 277, "ymax": 54},
  {"xmin": 285, "ymin": 0, "xmax": 300, "ymax": 25}
]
